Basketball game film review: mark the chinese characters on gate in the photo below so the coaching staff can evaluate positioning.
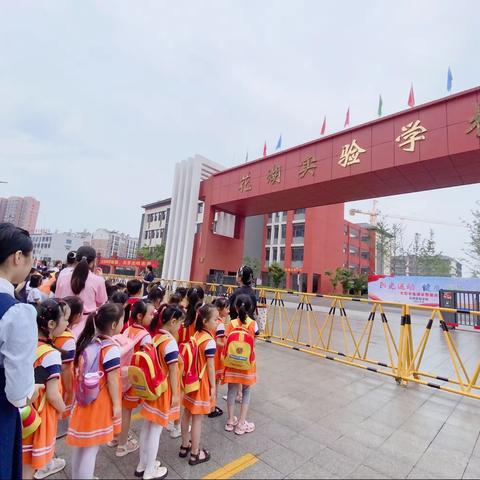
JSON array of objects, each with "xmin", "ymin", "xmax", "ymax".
[{"xmin": 238, "ymin": 104, "xmax": 480, "ymax": 191}]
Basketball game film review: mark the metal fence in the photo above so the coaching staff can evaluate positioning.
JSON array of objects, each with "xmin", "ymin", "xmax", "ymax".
[{"xmin": 439, "ymin": 289, "xmax": 480, "ymax": 329}]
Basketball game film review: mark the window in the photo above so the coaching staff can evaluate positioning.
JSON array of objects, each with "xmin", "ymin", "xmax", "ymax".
[
  {"xmin": 281, "ymin": 224, "xmax": 286, "ymax": 240},
  {"xmin": 361, "ymin": 251, "xmax": 369, "ymax": 260},
  {"xmin": 156, "ymin": 230, "xmax": 160, "ymax": 238},
  {"xmin": 295, "ymin": 208, "xmax": 305, "ymax": 215},
  {"xmin": 350, "ymin": 229, "xmax": 359, "ymax": 238},
  {"xmin": 292, "ymin": 224, "xmax": 305, "ymax": 239},
  {"xmin": 280, "ymin": 247, "xmax": 285, "ymax": 261},
  {"xmin": 265, "ymin": 248, "xmax": 270, "ymax": 262},
  {"xmin": 274, "ymin": 225, "xmax": 279, "ymax": 242},
  {"xmin": 344, "ymin": 224, "xmax": 348, "ymax": 234},
  {"xmin": 281, "ymin": 211, "xmax": 288, "ymax": 221},
  {"xmin": 160, "ymin": 228, "xmax": 165, "ymax": 238},
  {"xmin": 361, "ymin": 235, "xmax": 370, "ymax": 242},
  {"xmin": 266, "ymin": 226, "xmax": 272, "ymax": 242},
  {"xmin": 349, "ymin": 245, "xmax": 359, "ymax": 255},
  {"xmin": 198, "ymin": 203, "xmax": 204, "ymax": 214},
  {"xmin": 291, "ymin": 247, "xmax": 304, "ymax": 261}
]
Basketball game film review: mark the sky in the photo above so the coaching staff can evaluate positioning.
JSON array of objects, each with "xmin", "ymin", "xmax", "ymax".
[{"xmin": 0, "ymin": 1, "xmax": 479, "ymax": 271}]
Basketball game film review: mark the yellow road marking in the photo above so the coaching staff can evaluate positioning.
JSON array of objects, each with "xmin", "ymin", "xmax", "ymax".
[{"xmin": 202, "ymin": 453, "xmax": 258, "ymax": 480}]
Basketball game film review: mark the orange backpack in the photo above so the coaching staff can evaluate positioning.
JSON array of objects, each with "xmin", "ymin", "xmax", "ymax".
[
  {"xmin": 178, "ymin": 332, "xmax": 211, "ymax": 394},
  {"xmin": 127, "ymin": 334, "xmax": 169, "ymax": 401}
]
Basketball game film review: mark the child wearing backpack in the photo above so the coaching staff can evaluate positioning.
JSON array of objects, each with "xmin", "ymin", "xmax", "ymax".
[
  {"xmin": 208, "ymin": 297, "xmax": 228, "ymax": 418},
  {"xmin": 180, "ymin": 304, "xmax": 217, "ymax": 466},
  {"xmin": 138, "ymin": 306, "xmax": 184, "ymax": 480},
  {"xmin": 54, "ymin": 296, "xmax": 83, "ymax": 438},
  {"xmin": 112, "ymin": 301, "xmax": 155, "ymax": 458},
  {"xmin": 121, "ymin": 279, "xmax": 144, "ymax": 332},
  {"xmin": 178, "ymin": 287, "xmax": 204, "ymax": 345},
  {"xmin": 66, "ymin": 303, "xmax": 124, "ymax": 480},
  {"xmin": 23, "ymin": 299, "xmax": 68, "ymax": 480},
  {"xmin": 223, "ymin": 294, "xmax": 259, "ymax": 435}
]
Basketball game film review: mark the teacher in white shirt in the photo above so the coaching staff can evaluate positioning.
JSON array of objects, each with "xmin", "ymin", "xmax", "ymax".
[{"xmin": 0, "ymin": 223, "xmax": 40, "ymax": 480}]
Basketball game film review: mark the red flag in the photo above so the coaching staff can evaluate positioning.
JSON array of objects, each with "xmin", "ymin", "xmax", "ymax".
[
  {"xmin": 344, "ymin": 107, "xmax": 350, "ymax": 128},
  {"xmin": 263, "ymin": 141, "xmax": 267, "ymax": 157},
  {"xmin": 408, "ymin": 84, "xmax": 415, "ymax": 108},
  {"xmin": 321, "ymin": 116, "xmax": 326, "ymax": 135}
]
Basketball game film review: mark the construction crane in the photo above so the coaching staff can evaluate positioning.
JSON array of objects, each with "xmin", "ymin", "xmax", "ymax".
[{"xmin": 349, "ymin": 200, "xmax": 465, "ymax": 228}]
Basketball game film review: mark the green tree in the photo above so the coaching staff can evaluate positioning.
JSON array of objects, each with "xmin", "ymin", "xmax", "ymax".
[
  {"xmin": 417, "ymin": 230, "xmax": 450, "ymax": 276},
  {"xmin": 464, "ymin": 208, "xmax": 480, "ymax": 276},
  {"xmin": 352, "ymin": 274, "xmax": 368, "ymax": 295},
  {"xmin": 375, "ymin": 220, "xmax": 393, "ymax": 274},
  {"xmin": 243, "ymin": 256, "xmax": 261, "ymax": 280},
  {"xmin": 325, "ymin": 267, "xmax": 354, "ymax": 294},
  {"xmin": 137, "ymin": 245, "xmax": 165, "ymax": 276},
  {"xmin": 268, "ymin": 262, "xmax": 285, "ymax": 288}
]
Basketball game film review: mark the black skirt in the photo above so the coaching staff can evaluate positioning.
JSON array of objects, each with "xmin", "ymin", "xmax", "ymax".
[{"xmin": 0, "ymin": 368, "xmax": 22, "ymax": 480}]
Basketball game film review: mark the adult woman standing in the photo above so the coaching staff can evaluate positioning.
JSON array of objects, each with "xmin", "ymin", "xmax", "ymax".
[
  {"xmin": 228, "ymin": 265, "xmax": 257, "ymax": 320},
  {"xmin": 56, "ymin": 246, "xmax": 107, "ymax": 338},
  {"xmin": 0, "ymin": 223, "xmax": 39, "ymax": 480}
]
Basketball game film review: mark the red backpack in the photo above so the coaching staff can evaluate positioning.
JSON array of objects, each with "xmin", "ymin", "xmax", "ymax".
[
  {"xmin": 178, "ymin": 331, "xmax": 211, "ymax": 394},
  {"xmin": 127, "ymin": 334, "xmax": 169, "ymax": 401}
]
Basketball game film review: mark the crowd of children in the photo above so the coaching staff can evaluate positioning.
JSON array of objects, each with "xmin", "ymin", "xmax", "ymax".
[{"xmin": 22, "ymin": 276, "xmax": 260, "ymax": 480}]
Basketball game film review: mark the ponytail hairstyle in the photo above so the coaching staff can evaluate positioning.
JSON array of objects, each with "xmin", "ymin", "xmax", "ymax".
[
  {"xmin": 36, "ymin": 298, "xmax": 68, "ymax": 343},
  {"xmin": 237, "ymin": 265, "xmax": 254, "ymax": 286},
  {"xmin": 235, "ymin": 294, "xmax": 252, "ymax": 324},
  {"xmin": 110, "ymin": 291, "xmax": 128, "ymax": 305},
  {"xmin": 148, "ymin": 285, "xmax": 165, "ymax": 304},
  {"xmin": 168, "ymin": 293, "xmax": 181, "ymax": 306},
  {"xmin": 63, "ymin": 296, "xmax": 84, "ymax": 327},
  {"xmin": 185, "ymin": 286, "xmax": 205, "ymax": 328},
  {"xmin": 75, "ymin": 303, "xmax": 124, "ymax": 366},
  {"xmin": 162, "ymin": 306, "xmax": 184, "ymax": 325},
  {"xmin": 71, "ymin": 246, "xmax": 97, "ymax": 295},
  {"xmin": 195, "ymin": 303, "xmax": 216, "ymax": 332},
  {"xmin": 214, "ymin": 297, "xmax": 229, "ymax": 311},
  {"xmin": 175, "ymin": 287, "xmax": 187, "ymax": 300},
  {"xmin": 131, "ymin": 300, "xmax": 148, "ymax": 325}
]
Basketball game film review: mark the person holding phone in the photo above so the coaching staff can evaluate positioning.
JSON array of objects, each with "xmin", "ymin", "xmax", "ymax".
[{"xmin": 0, "ymin": 223, "xmax": 40, "ymax": 480}]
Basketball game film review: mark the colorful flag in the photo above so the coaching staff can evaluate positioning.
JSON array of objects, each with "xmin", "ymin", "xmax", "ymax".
[
  {"xmin": 447, "ymin": 66, "xmax": 453, "ymax": 93},
  {"xmin": 377, "ymin": 95, "xmax": 383, "ymax": 117},
  {"xmin": 408, "ymin": 84, "xmax": 415, "ymax": 108},
  {"xmin": 344, "ymin": 107, "xmax": 350, "ymax": 127},
  {"xmin": 263, "ymin": 141, "xmax": 267, "ymax": 157},
  {"xmin": 320, "ymin": 116, "xmax": 326, "ymax": 135},
  {"xmin": 276, "ymin": 135, "xmax": 282, "ymax": 150}
]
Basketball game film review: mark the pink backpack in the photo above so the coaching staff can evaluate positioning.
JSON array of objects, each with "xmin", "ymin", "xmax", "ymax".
[
  {"xmin": 76, "ymin": 337, "xmax": 112, "ymax": 406},
  {"xmin": 113, "ymin": 328, "xmax": 150, "ymax": 393}
]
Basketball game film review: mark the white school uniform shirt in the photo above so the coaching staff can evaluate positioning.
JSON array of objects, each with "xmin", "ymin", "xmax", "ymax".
[{"xmin": 0, "ymin": 278, "xmax": 37, "ymax": 407}]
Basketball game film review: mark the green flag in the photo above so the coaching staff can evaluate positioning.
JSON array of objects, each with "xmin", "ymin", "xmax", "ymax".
[{"xmin": 377, "ymin": 94, "xmax": 383, "ymax": 117}]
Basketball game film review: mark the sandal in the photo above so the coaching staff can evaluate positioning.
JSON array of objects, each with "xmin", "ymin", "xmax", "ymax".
[
  {"xmin": 189, "ymin": 449, "xmax": 211, "ymax": 466},
  {"xmin": 224, "ymin": 416, "xmax": 239, "ymax": 432},
  {"xmin": 208, "ymin": 406, "xmax": 224, "ymax": 418},
  {"xmin": 234, "ymin": 421, "xmax": 255, "ymax": 435},
  {"xmin": 179, "ymin": 442, "xmax": 192, "ymax": 458},
  {"xmin": 116, "ymin": 438, "xmax": 139, "ymax": 457}
]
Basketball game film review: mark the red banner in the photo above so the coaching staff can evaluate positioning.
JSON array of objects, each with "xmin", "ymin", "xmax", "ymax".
[{"xmin": 98, "ymin": 257, "xmax": 158, "ymax": 268}]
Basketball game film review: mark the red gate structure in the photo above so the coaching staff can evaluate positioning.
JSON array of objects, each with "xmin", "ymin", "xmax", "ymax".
[{"xmin": 192, "ymin": 87, "xmax": 480, "ymax": 292}]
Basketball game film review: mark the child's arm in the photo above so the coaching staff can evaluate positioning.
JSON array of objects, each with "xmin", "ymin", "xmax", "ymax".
[
  {"xmin": 169, "ymin": 362, "xmax": 179, "ymax": 407},
  {"xmin": 206, "ymin": 357, "xmax": 216, "ymax": 399},
  {"xmin": 216, "ymin": 337, "xmax": 225, "ymax": 349},
  {"xmin": 46, "ymin": 378, "xmax": 65, "ymax": 414},
  {"xmin": 61, "ymin": 364, "xmax": 73, "ymax": 397},
  {"xmin": 107, "ymin": 369, "xmax": 121, "ymax": 419}
]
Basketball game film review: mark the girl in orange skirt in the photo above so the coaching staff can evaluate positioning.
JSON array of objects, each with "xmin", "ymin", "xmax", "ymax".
[
  {"xmin": 54, "ymin": 296, "xmax": 83, "ymax": 438},
  {"xmin": 177, "ymin": 286, "xmax": 204, "ymax": 345},
  {"xmin": 114, "ymin": 300, "xmax": 155, "ymax": 458},
  {"xmin": 23, "ymin": 299, "xmax": 68, "ymax": 480},
  {"xmin": 138, "ymin": 306, "xmax": 183, "ymax": 480},
  {"xmin": 67, "ymin": 303, "xmax": 124, "ymax": 480},
  {"xmin": 223, "ymin": 295, "xmax": 260, "ymax": 436},
  {"xmin": 180, "ymin": 304, "xmax": 217, "ymax": 466},
  {"xmin": 208, "ymin": 297, "xmax": 228, "ymax": 418}
]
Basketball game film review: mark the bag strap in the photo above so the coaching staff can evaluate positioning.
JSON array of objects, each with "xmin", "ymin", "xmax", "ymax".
[
  {"xmin": 0, "ymin": 292, "xmax": 19, "ymax": 319},
  {"xmin": 36, "ymin": 343, "xmax": 54, "ymax": 362},
  {"xmin": 153, "ymin": 333, "xmax": 171, "ymax": 348}
]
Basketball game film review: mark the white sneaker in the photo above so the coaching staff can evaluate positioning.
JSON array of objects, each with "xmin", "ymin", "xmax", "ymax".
[
  {"xmin": 34, "ymin": 458, "xmax": 66, "ymax": 479},
  {"xmin": 143, "ymin": 465, "xmax": 168, "ymax": 480},
  {"xmin": 169, "ymin": 424, "xmax": 191, "ymax": 439},
  {"xmin": 166, "ymin": 421, "xmax": 174, "ymax": 432}
]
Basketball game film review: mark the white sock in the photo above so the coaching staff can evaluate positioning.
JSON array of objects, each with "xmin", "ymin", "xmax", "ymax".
[
  {"xmin": 71, "ymin": 445, "xmax": 99, "ymax": 479},
  {"xmin": 144, "ymin": 423, "xmax": 163, "ymax": 477},
  {"xmin": 137, "ymin": 420, "xmax": 150, "ymax": 472}
]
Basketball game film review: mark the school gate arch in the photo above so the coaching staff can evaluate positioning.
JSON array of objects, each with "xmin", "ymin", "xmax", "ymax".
[{"xmin": 191, "ymin": 87, "xmax": 480, "ymax": 291}]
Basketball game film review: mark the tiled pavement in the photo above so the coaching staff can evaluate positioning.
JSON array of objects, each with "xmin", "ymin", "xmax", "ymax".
[{"xmin": 50, "ymin": 333, "xmax": 480, "ymax": 479}]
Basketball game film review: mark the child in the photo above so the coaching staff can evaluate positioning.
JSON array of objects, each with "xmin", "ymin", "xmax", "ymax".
[
  {"xmin": 113, "ymin": 301, "xmax": 155, "ymax": 458},
  {"xmin": 54, "ymin": 296, "xmax": 83, "ymax": 438},
  {"xmin": 66, "ymin": 303, "xmax": 124, "ymax": 480},
  {"xmin": 178, "ymin": 287, "xmax": 204, "ymax": 345},
  {"xmin": 110, "ymin": 290, "xmax": 129, "ymax": 307},
  {"xmin": 208, "ymin": 297, "xmax": 228, "ymax": 418},
  {"xmin": 175, "ymin": 287, "xmax": 187, "ymax": 309},
  {"xmin": 122, "ymin": 279, "xmax": 144, "ymax": 332},
  {"xmin": 27, "ymin": 274, "xmax": 44, "ymax": 305},
  {"xmin": 139, "ymin": 306, "xmax": 184, "ymax": 480},
  {"xmin": 23, "ymin": 299, "xmax": 68, "ymax": 480},
  {"xmin": 148, "ymin": 285, "xmax": 166, "ymax": 310},
  {"xmin": 223, "ymin": 295, "xmax": 259, "ymax": 435},
  {"xmin": 180, "ymin": 304, "xmax": 217, "ymax": 466}
]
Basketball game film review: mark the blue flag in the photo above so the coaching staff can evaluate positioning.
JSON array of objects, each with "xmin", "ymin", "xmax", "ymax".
[
  {"xmin": 447, "ymin": 66, "xmax": 453, "ymax": 93},
  {"xmin": 276, "ymin": 134, "xmax": 282, "ymax": 150}
]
